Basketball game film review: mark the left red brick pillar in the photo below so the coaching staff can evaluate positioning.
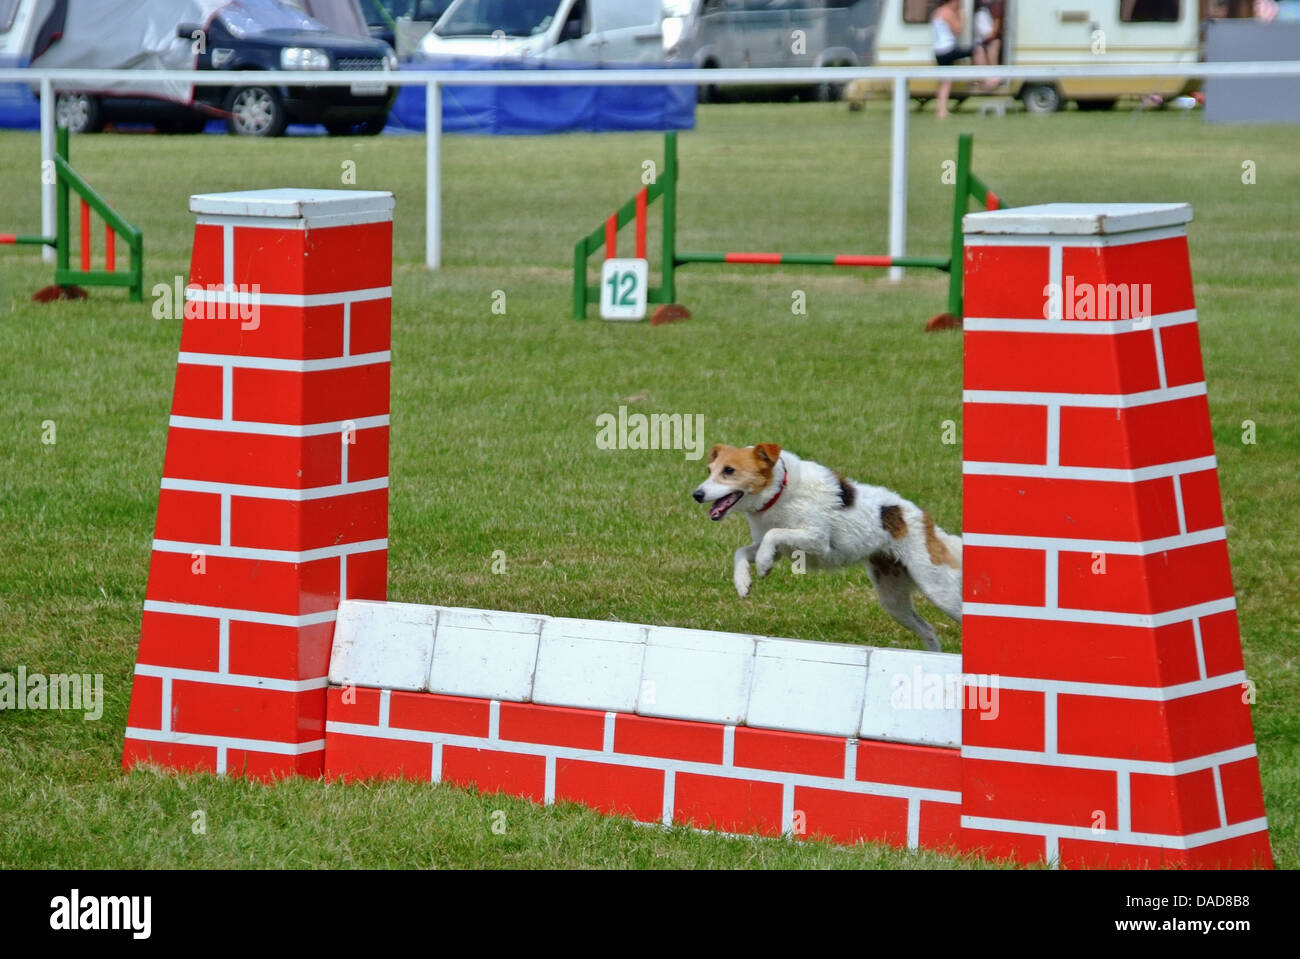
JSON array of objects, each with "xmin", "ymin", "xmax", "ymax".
[{"xmin": 123, "ymin": 189, "xmax": 394, "ymax": 779}]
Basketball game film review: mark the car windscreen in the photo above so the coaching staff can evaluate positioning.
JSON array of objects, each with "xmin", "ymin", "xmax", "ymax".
[
  {"xmin": 435, "ymin": 0, "xmax": 562, "ymax": 38},
  {"xmin": 219, "ymin": 0, "xmax": 329, "ymax": 39},
  {"xmin": 362, "ymin": 0, "xmax": 452, "ymax": 25}
]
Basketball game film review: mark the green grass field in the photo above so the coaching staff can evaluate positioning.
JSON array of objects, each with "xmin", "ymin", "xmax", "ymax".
[{"xmin": 0, "ymin": 101, "xmax": 1295, "ymax": 869}]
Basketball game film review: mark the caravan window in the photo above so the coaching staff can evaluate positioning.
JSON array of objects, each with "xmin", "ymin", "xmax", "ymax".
[
  {"xmin": 1120, "ymin": 0, "xmax": 1180, "ymax": 20},
  {"xmin": 903, "ymin": 0, "xmax": 940, "ymax": 24}
]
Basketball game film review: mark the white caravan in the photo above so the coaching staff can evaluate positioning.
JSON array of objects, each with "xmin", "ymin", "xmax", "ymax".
[{"xmin": 872, "ymin": 0, "xmax": 1202, "ymax": 111}]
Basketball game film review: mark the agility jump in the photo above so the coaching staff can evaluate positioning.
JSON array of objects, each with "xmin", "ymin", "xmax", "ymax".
[
  {"xmin": 572, "ymin": 132, "xmax": 1000, "ymax": 324},
  {"xmin": 122, "ymin": 187, "xmax": 1271, "ymax": 868},
  {"xmin": 0, "ymin": 126, "xmax": 144, "ymax": 302}
]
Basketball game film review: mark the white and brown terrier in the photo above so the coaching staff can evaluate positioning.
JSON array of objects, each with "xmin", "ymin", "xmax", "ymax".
[{"xmin": 693, "ymin": 443, "xmax": 961, "ymax": 651}]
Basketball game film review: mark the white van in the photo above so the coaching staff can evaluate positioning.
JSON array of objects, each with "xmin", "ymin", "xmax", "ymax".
[
  {"xmin": 872, "ymin": 0, "xmax": 1201, "ymax": 111},
  {"xmin": 0, "ymin": 0, "xmax": 64, "ymax": 66},
  {"xmin": 418, "ymin": 0, "xmax": 663, "ymax": 62}
]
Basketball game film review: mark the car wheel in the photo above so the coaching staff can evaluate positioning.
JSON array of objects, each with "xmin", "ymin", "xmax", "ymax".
[
  {"xmin": 224, "ymin": 86, "xmax": 287, "ymax": 137},
  {"xmin": 55, "ymin": 93, "xmax": 103, "ymax": 134},
  {"xmin": 1020, "ymin": 83, "xmax": 1062, "ymax": 114},
  {"xmin": 815, "ymin": 63, "xmax": 849, "ymax": 103}
]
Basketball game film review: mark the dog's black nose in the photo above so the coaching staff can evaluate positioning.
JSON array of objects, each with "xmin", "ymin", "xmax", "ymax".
[{"xmin": 693, "ymin": 489, "xmax": 705, "ymax": 503}]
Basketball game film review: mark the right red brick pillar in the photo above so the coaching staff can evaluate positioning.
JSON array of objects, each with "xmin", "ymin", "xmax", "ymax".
[{"xmin": 958, "ymin": 203, "xmax": 1272, "ymax": 868}]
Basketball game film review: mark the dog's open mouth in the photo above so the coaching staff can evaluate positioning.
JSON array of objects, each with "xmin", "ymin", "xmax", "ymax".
[{"xmin": 708, "ymin": 491, "xmax": 743, "ymax": 521}]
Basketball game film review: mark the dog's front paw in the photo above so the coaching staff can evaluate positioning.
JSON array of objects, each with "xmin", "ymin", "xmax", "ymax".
[
  {"xmin": 734, "ymin": 566, "xmax": 752, "ymax": 597},
  {"xmin": 755, "ymin": 548, "xmax": 776, "ymax": 579}
]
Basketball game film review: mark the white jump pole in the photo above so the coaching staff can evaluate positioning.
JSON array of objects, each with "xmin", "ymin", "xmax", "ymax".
[
  {"xmin": 426, "ymin": 81, "xmax": 442, "ymax": 270},
  {"xmin": 888, "ymin": 75, "xmax": 908, "ymax": 283},
  {"xmin": 39, "ymin": 75, "xmax": 55, "ymax": 263}
]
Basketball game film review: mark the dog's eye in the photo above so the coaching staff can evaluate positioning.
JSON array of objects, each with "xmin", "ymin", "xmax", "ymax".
[{"xmin": 722, "ymin": 466, "xmax": 734, "ymax": 475}]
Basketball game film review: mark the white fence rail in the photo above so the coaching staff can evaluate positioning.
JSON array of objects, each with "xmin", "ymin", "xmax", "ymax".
[{"xmin": 3, "ymin": 62, "xmax": 1298, "ymax": 276}]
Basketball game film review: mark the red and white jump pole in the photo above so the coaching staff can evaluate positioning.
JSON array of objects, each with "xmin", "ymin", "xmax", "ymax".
[{"xmin": 123, "ymin": 193, "xmax": 1271, "ymax": 867}]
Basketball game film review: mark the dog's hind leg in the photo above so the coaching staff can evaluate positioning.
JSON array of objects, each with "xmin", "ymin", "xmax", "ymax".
[
  {"xmin": 908, "ymin": 557, "xmax": 963, "ymax": 624},
  {"xmin": 908, "ymin": 514, "xmax": 963, "ymax": 624},
  {"xmin": 867, "ymin": 555, "xmax": 942, "ymax": 652}
]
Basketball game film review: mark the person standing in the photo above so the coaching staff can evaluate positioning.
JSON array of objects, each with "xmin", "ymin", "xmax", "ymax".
[
  {"xmin": 975, "ymin": 2, "xmax": 1001, "ymax": 68},
  {"xmin": 932, "ymin": 0, "xmax": 990, "ymax": 118}
]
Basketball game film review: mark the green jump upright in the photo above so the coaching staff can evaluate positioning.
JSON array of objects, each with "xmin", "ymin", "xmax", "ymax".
[
  {"xmin": 572, "ymin": 131, "xmax": 679, "ymax": 320},
  {"xmin": 54, "ymin": 127, "xmax": 145, "ymax": 302},
  {"xmin": 1, "ymin": 127, "xmax": 145, "ymax": 302}
]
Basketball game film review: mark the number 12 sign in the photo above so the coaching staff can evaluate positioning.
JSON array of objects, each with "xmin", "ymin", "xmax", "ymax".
[{"xmin": 600, "ymin": 258, "xmax": 649, "ymax": 321}]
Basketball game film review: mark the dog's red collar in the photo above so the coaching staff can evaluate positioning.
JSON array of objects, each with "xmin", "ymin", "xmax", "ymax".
[{"xmin": 756, "ymin": 463, "xmax": 787, "ymax": 513}]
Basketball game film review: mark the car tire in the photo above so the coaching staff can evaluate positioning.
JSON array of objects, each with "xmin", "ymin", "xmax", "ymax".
[
  {"xmin": 223, "ymin": 85, "xmax": 287, "ymax": 137},
  {"xmin": 815, "ymin": 62, "xmax": 850, "ymax": 103},
  {"xmin": 55, "ymin": 93, "xmax": 103, "ymax": 134},
  {"xmin": 1020, "ymin": 83, "xmax": 1063, "ymax": 114}
]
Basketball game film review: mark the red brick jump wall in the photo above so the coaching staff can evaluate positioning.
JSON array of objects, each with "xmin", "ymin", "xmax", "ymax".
[
  {"xmin": 325, "ymin": 688, "xmax": 964, "ymax": 851},
  {"xmin": 122, "ymin": 196, "xmax": 1271, "ymax": 868},
  {"xmin": 123, "ymin": 190, "xmax": 395, "ymax": 778},
  {"xmin": 959, "ymin": 203, "xmax": 1271, "ymax": 868}
]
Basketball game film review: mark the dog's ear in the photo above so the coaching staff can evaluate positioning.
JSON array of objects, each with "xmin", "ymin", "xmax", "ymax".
[
  {"xmin": 753, "ymin": 443, "xmax": 782, "ymax": 466},
  {"xmin": 709, "ymin": 444, "xmax": 722, "ymax": 464}
]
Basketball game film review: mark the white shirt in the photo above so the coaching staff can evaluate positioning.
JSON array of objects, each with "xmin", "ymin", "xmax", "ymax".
[
  {"xmin": 932, "ymin": 13, "xmax": 957, "ymax": 55},
  {"xmin": 975, "ymin": 7, "xmax": 995, "ymax": 43}
]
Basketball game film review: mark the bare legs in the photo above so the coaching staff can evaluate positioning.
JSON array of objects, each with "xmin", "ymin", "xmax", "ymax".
[{"xmin": 936, "ymin": 46, "xmax": 997, "ymax": 119}]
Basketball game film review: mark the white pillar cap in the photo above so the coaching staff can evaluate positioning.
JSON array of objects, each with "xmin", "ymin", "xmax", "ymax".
[
  {"xmin": 964, "ymin": 202, "xmax": 1192, "ymax": 237},
  {"xmin": 189, "ymin": 188, "xmax": 394, "ymax": 228}
]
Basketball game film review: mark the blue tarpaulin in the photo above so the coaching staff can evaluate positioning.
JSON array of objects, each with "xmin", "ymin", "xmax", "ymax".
[
  {"xmin": 0, "ymin": 59, "xmax": 40, "ymax": 130},
  {"xmin": 0, "ymin": 57, "xmax": 696, "ymax": 134},
  {"xmin": 388, "ymin": 57, "xmax": 696, "ymax": 134}
]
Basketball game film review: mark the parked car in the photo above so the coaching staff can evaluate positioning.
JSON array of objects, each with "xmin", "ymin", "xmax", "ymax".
[
  {"xmin": 417, "ymin": 0, "xmax": 664, "ymax": 63},
  {"xmin": 31, "ymin": 0, "xmax": 398, "ymax": 136},
  {"xmin": 662, "ymin": 0, "xmax": 880, "ymax": 102}
]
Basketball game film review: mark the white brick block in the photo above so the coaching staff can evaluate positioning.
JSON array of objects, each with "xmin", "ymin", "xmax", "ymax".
[
  {"xmin": 859, "ymin": 648, "xmax": 964, "ymax": 748},
  {"xmin": 532, "ymin": 617, "xmax": 647, "ymax": 712},
  {"xmin": 746, "ymin": 637, "xmax": 870, "ymax": 738},
  {"xmin": 327, "ymin": 600, "xmax": 436, "ymax": 691},
  {"xmin": 427, "ymin": 607, "xmax": 542, "ymax": 702},
  {"xmin": 638, "ymin": 626, "xmax": 755, "ymax": 725}
]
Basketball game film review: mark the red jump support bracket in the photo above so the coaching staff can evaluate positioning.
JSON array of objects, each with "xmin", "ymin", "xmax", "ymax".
[
  {"xmin": 123, "ymin": 188, "xmax": 395, "ymax": 779},
  {"xmin": 959, "ymin": 203, "xmax": 1272, "ymax": 868}
]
